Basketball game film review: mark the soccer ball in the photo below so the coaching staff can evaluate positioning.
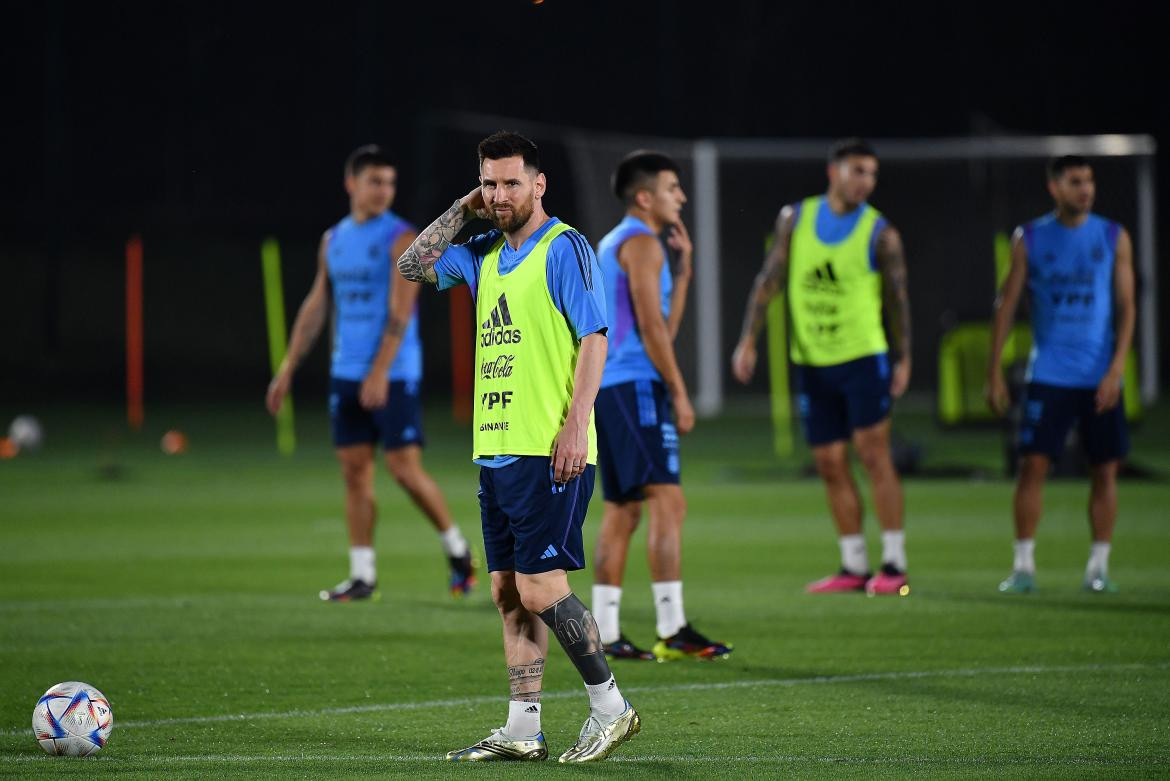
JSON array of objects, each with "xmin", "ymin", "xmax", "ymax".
[
  {"xmin": 32, "ymin": 681, "xmax": 113, "ymax": 756},
  {"xmin": 9, "ymin": 415, "xmax": 43, "ymax": 451}
]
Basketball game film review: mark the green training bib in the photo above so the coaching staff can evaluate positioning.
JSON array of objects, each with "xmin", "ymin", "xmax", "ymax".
[
  {"xmin": 787, "ymin": 196, "xmax": 888, "ymax": 366},
  {"xmin": 472, "ymin": 221, "xmax": 598, "ymax": 464}
]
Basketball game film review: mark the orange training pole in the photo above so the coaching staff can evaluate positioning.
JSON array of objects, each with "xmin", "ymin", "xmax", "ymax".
[
  {"xmin": 450, "ymin": 287, "xmax": 473, "ymax": 423},
  {"xmin": 126, "ymin": 234, "xmax": 144, "ymax": 430}
]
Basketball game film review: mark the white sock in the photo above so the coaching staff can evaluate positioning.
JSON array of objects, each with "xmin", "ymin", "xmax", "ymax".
[
  {"xmin": 439, "ymin": 526, "xmax": 468, "ymax": 558},
  {"xmin": 880, "ymin": 530, "xmax": 907, "ymax": 572},
  {"xmin": 1086, "ymin": 542, "xmax": 1111, "ymax": 578},
  {"xmin": 349, "ymin": 546, "xmax": 376, "ymax": 583},
  {"xmin": 652, "ymin": 581, "xmax": 686, "ymax": 639},
  {"xmin": 503, "ymin": 700, "xmax": 541, "ymax": 738},
  {"xmin": 592, "ymin": 585, "xmax": 622, "ymax": 645},
  {"xmin": 584, "ymin": 675, "xmax": 625, "ymax": 721},
  {"xmin": 1013, "ymin": 539, "xmax": 1036, "ymax": 574},
  {"xmin": 839, "ymin": 534, "xmax": 869, "ymax": 576}
]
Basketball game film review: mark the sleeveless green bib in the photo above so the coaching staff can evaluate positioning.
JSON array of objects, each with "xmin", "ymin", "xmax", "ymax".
[
  {"xmin": 472, "ymin": 221, "xmax": 598, "ymax": 463},
  {"xmin": 787, "ymin": 196, "xmax": 888, "ymax": 366}
]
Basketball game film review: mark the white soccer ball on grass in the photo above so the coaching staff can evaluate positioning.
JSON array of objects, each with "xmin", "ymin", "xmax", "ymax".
[{"xmin": 32, "ymin": 681, "xmax": 114, "ymax": 756}]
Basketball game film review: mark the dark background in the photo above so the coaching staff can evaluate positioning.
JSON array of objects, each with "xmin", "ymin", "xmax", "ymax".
[{"xmin": 3, "ymin": 1, "xmax": 1167, "ymax": 404}]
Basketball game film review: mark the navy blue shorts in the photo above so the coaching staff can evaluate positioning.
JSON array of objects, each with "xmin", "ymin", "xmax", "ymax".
[
  {"xmin": 329, "ymin": 377, "xmax": 425, "ymax": 451},
  {"xmin": 795, "ymin": 353, "xmax": 892, "ymax": 447},
  {"xmin": 596, "ymin": 380, "xmax": 681, "ymax": 502},
  {"xmin": 478, "ymin": 456, "xmax": 595, "ymax": 575},
  {"xmin": 1018, "ymin": 382, "xmax": 1129, "ymax": 465}
]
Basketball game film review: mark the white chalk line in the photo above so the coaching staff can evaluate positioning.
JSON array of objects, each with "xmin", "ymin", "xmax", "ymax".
[
  {"xmin": 2, "ymin": 661, "xmax": 1166, "ymax": 741},
  {"xmin": 2, "ymin": 753, "xmax": 1168, "ymax": 766}
]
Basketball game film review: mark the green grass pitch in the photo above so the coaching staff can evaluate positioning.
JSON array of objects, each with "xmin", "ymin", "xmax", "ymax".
[{"xmin": 1, "ymin": 399, "xmax": 1168, "ymax": 779}]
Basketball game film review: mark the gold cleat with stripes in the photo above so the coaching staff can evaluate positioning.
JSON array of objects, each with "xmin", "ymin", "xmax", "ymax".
[
  {"xmin": 558, "ymin": 702, "xmax": 640, "ymax": 763},
  {"xmin": 445, "ymin": 729, "xmax": 548, "ymax": 762}
]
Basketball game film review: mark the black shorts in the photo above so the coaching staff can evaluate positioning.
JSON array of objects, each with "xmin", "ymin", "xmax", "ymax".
[
  {"xmin": 329, "ymin": 377, "xmax": 425, "ymax": 451},
  {"xmin": 595, "ymin": 380, "xmax": 681, "ymax": 502},
  {"xmin": 1018, "ymin": 382, "xmax": 1129, "ymax": 465},
  {"xmin": 794, "ymin": 353, "xmax": 891, "ymax": 446},
  {"xmin": 479, "ymin": 456, "xmax": 595, "ymax": 575}
]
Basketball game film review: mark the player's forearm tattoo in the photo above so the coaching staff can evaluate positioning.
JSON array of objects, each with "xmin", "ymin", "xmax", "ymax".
[
  {"xmin": 384, "ymin": 316, "xmax": 407, "ymax": 339},
  {"xmin": 738, "ymin": 209, "xmax": 794, "ymax": 345},
  {"xmin": 507, "ymin": 658, "xmax": 544, "ymax": 703},
  {"xmin": 877, "ymin": 227, "xmax": 912, "ymax": 360},
  {"xmin": 740, "ymin": 251, "xmax": 787, "ymax": 343},
  {"xmin": 396, "ymin": 198, "xmax": 468, "ymax": 284}
]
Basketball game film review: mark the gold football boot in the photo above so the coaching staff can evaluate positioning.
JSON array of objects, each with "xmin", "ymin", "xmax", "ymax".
[
  {"xmin": 557, "ymin": 702, "xmax": 640, "ymax": 763},
  {"xmin": 445, "ymin": 729, "xmax": 548, "ymax": 762}
]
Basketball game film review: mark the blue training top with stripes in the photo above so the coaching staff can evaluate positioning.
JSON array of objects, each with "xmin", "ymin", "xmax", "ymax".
[
  {"xmin": 326, "ymin": 210, "xmax": 422, "ymax": 382},
  {"xmin": 597, "ymin": 215, "xmax": 672, "ymax": 388},
  {"xmin": 1022, "ymin": 212, "xmax": 1121, "ymax": 389}
]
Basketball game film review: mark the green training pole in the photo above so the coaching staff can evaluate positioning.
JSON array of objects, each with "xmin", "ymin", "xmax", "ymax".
[
  {"xmin": 261, "ymin": 237, "xmax": 296, "ymax": 455},
  {"xmin": 764, "ymin": 234, "xmax": 793, "ymax": 457}
]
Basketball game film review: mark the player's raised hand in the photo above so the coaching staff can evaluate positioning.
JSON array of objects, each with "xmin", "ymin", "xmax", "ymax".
[
  {"xmin": 266, "ymin": 368, "xmax": 292, "ymax": 416},
  {"xmin": 461, "ymin": 185, "xmax": 490, "ymax": 220},
  {"xmin": 551, "ymin": 419, "xmax": 589, "ymax": 484},
  {"xmin": 731, "ymin": 340, "xmax": 757, "ymax": 384},
  {"xmin": 890, "ymin": 359, "xmax": 911, "ymax": 399},
  {"xmin": 985, "ymin": 369, "xmax": 1010, "ymax": 416},
  {"xmin": 666, "ymin": 220, "xmax": 693, "ymax": 277},
  {"xmin": 359, "ymin": 372, "xmax": 389, "ymax": 410},
  {"xmin": 1095, "ymin": 370, "xmax": 1123, "ymax": 413}
]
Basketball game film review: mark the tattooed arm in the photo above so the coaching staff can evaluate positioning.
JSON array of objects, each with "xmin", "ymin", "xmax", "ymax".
[
  {"xmin": 396, "ymin": 186, "xmax": 488, "ymax": 284},
  {"xmin": 730, "ymin": 205, "xmax": 796, "ymax": 384},
  {"xmin": 876, "ymin": 224, "xmax": 912, "ymax": 398}
]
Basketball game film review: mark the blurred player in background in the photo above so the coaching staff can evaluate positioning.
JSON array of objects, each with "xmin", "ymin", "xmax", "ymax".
[
  {"xmin": 591, "ymin": 150, "xmax": 731, "ymax": 662},
  {"xmin": 731, "ymin": 138, "xmax": 913, "ymax": 596},
  {"xmin": 397, "ymin": 131, "xmax": 639, "ymax": 763},
  {"xmin": 987, "ymin": 155, "xmax": 1135, "ymax": 594},
  {"xmin": 266, "ymin": 145, "xmax": 474, "ymax": 602}
]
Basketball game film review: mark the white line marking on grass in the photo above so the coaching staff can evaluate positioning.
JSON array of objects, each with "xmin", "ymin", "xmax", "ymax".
[
  {"xmin": 2, "ymin": 753, "xmax": 1167, "ymax": 766},
  {"xmin": 1, "ymin": 661, "xmax": 1165, "ymax": 739}
]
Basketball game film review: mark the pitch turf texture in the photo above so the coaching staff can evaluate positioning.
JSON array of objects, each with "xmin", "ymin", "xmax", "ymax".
[{"xmin": 2, "ymin": 398, "xmax": 1168, "ymax": 779}]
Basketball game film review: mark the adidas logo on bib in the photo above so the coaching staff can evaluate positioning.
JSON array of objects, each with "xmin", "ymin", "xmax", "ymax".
[{"xmin": 480, "ymin": 293, "xmax": 523, "ymax": 346}]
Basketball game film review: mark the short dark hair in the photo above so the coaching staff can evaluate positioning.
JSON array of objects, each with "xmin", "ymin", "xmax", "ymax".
[
  {"xmin": 477, "ymin": 131, "xmax": 541, "ymax": 173},
  {"xmin": 1047, "ymin": 154, "xmax": 1091, "ymax": 180},
  {"xmin": 345, "ymin": 145, "xmax": 395, "ymax": 178},
  {"xmin": 612, "ymin": 150, "xmax": 680, "ymax": 203},
  {"xmin": 829, "ymin": 137, "xmax": 877, "ymax": 163}
]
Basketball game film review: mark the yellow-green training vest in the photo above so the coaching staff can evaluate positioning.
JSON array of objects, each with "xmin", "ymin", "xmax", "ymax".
[
  {"xmin": 787, "ymin": 196, "xmax": 888, "ymax": 366},
  {"xmin": 472, "ymin": 220, "xmax": 598, "ymax": 463}
]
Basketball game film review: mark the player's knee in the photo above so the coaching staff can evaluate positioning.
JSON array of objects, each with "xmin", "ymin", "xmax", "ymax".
[
  {"xmin": 1090, "ymin": 461, "xmax": 1118, "ymax": 488},
  {"xmin": 856, "ymin": 444, "xmax": 893, "ymax": 478},
  {"xmin": 814, "ymin": 451, "xmax": 849, "ymax": 483},
  {"xmin": 491, "ymin": 576, "xmax": 522, "ymax": 614},
  {"xmin": 340, "ymin": 462, "xmax": 370, "ymax": 492},
  {"xmin": 1019, "ymin": 455, "xmax": 1049, "ymax": 484},
  {"xmin": 384, "ymin": 454, "xmax": 411, "ymax": 484}
]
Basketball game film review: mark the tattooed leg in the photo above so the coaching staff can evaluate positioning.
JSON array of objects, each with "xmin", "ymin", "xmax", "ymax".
[
  {"xmin": 508, "ymin": 658, "xmax": 544, "ymax": 703},
  {"xmin": 536, "ymin": 593, "xmax": 613, "ymax": 685}
]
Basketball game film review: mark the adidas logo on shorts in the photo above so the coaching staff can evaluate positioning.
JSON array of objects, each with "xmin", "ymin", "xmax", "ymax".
[{"xmin": 539, "ymin": 544, "xmax": 558, "ymax": 560}]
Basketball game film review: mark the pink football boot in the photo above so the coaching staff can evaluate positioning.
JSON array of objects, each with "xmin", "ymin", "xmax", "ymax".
[
  {"xmin": 805, "ymin": 570, "xmax": 869, "ymax": 593},
  {"xmin": 865, "ymin": 565, "xmax": 910, "ymax": 596}
]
